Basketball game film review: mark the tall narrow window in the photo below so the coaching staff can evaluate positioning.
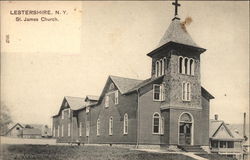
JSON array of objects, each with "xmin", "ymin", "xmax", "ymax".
[
  {"xmin": 61, "ymin": 125, "xmax": 64, "ymax": 137},
  {"xmin": 105, "ymin": 95, "xmax": 109, "ymax": 108},
  {"xmin": 187, "ymin": 83, "xmax": 190, "ymax": 101},
  {"xmin": 115, "ymin": 90, "xmax": 118, "ymax": 105},
  {"xmin": 184, "ymin": 58, "xmax": 188, "ymax": 74},
  {"xmin": 155, "ymin": 61, "xmax": 159, "ymax": 77},
  {"xmin": 68, "ymin": 123, "xmax": 71, "ymax": 137},
  {"xmin": 62, "ymin": 110, "xmax": 64, "ymax": 119},
  {"xmin": 182, "ymin": 82, "xmax": 186, "ymax": 100},
  {"xmin": 68, "ymin": 109, "xmax": 71, "ymax": 118},
  {"xmin": 159, "ymin": 60, "xmax": 162, "ymax": 76},
  {"xmin": 179, "ymin": 57, "xmax": 183, "ymax": 73},
  {"xmin": 58, "ymin": 126, "xmax": 60, "ymax": 137},
  {"xmin": 189, "ymin": 59, "xmax": 194, "ymax": 75},
  {"xmin": 86, "ymin": 122, "xmax": 89, "ymax": 137},
  {"xmin": 97, "ymin": 118, "xmax": 100, "ymax": 136},
  {"xmin": 109, "ymin": 117, "xmax": 113, "ymax": 135},
  {"xmin": 79, "ymin": 122, "xmax": 82, "ymax": 137},
  {"xmin": 153, "ymin": 113, "xmax": 160, "ymax": 134},
  {"xmin": 161, "ymin": 117, "xmax": 164, "ymax": 135},
  {"xmin": 162, "ymin": 58, "xmax": 166, "ymax": 75},
  {"xmin": 182, "ymin": 82, "xmax": 191, "ymax": 101},
  {"xmin": 53, "ymin": 127, "xmax": 55, "ymax": 137},
  {"xmin": 124, "ymin": 113, "xmax": 128, "ymax": 135}
]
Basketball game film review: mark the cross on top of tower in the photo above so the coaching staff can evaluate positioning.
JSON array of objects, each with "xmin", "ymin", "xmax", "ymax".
[{"xmin": 172, "ymin": 0, "xmax": 181, "ymax": 20}]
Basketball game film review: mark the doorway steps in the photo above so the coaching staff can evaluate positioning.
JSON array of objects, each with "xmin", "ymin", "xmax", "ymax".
[{"xmin": 178, "ymin": 145, "xmax": 207, "ymax": 154}]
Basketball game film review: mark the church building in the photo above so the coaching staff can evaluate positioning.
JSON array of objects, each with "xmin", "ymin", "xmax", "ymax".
[{"xmin": 52, "ymin": 0, "xmax": 214, "ymax": 151}]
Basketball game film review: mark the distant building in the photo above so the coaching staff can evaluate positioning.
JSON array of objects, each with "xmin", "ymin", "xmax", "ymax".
[
  {"xmin": 4, "ymin": 123, "xmax": 52, "ymax": 138},
  {"xmin": 210, "ymin": 115, "xmax": 245, "ymax": 160},
  {"xmin": 22, "ymin": 128, "xmax": 41, "ymax": 138},
  {"xmin": 5, "ymin": 123, "xmax": 24, "ymax": 137}
]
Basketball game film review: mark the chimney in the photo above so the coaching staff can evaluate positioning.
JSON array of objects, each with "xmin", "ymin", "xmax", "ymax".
[
  {"xmin": 214, "ymin": 114, "xmax": 218, "ymax": 120},
  {"xmin": 243, "ymin": 112, "xmax": 246, "ymax": 137}
]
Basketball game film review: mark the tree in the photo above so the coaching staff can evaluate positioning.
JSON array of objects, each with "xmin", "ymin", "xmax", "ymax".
[
  {"xmin": 0, "ymin": 102, "xmax": 12, "ymax": 127},
  {"xmin": 0, "ymin": 102, "xmax": 12, "ymax": 135}
]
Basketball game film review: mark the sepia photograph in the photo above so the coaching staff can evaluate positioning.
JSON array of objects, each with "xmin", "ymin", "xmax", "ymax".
[{"xmin": 0, "ymin": 1, "xmax": 249, "ymax": 160}]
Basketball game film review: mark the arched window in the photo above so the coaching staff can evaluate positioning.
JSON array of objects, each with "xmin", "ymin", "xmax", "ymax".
[
  {"xmin": 57, "ymin": 126, "xmax": 60, "ymax": 137},
  {"xmin": 184, "ymin": 58, "xmax": 188, "ymax": 74},
  {"xmin": 79, "ymin": 122, "xmax": 82, "ymax": 137},
  {"xmin": 159, "ymin": 60, "xmax": 162, "ymax": 76},
  {"xmin": 123, "ymin": 113, "xmax": 128, "ymax": 135},
  {"xmin": 190, "ymin": 59, "xmax": 194, "ymax": 75},
  {"xmin": 53, "ymin": 127, "xmax": 56, "ymax": 137},
  {"xmin": 109, "ymin": 117, "xmax": 113, "ymax": 135},
  {"xmin": 61, "ymin": 125, "xmax": 64, "ymax": 137},
  {"xmin": 155, "ymin": 61, "xmax": 159, "ymax": 77},
  {"xmin": 161, "ymin": 59, "xmax": 165, "ymax": 75},
  {"xmin": 68, "ymin": 123, "xmax": 71, "ymax": 137},
  {"xmin": 97, "ymin": 118, "xmax": 100, "ymax": 136},
  {"xmin": 182, "ymin": 82, "xmax": 186, "ymax": 100},
  {"xmin": 152, "ymin": 113, "xmax": 160, "ymax": 134},
  {"xmin": 180, "ymin": 113, "xmax": 192, "ymax": 123},
  {"xmin": 179, "ymin": 57, "xmax": 183, "ymax": 73}
]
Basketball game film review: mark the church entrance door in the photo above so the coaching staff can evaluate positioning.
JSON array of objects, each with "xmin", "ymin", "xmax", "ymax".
[{"xmin": 178, "ymin": 113, "xmax": 193, "ymax": 145}]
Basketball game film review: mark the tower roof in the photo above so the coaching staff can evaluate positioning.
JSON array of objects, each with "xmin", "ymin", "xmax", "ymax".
[
  {"xmin": 158, "ymin": 19, "xmax": 200, "ymax": 49},
  {"xmin": 147, "ymin": 18, "xmax": 206, "ymax": 57}
]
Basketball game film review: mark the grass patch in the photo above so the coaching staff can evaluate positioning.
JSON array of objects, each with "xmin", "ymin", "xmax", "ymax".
[{"xmin": 1, "ymin": 144, "xmax": 194, "ymax": 160}]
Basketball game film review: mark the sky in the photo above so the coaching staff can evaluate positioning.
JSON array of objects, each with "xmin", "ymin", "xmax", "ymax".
[{"xmin": 1, "ymin": 1, "xmax": 249, "ymax": 126}]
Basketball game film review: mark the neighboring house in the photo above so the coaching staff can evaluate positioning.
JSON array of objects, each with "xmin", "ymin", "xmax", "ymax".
[
  {"xmin": 5, "ymin": 123, "xmax": 24, "ymax": 137},
  {"xmin": 52, "ymin": 0, "xmax": 215, "ymax": 152},
  {"xmin": 210, "ymin": 116, "xmax": 245, "ymax": 160},
  {"xmin": 4, "ymin": 123, "xmax": 52, "ymax": 138},
  {"xmin": 22, "ymin": 128, "xmax": 41, "ymax": 138}
]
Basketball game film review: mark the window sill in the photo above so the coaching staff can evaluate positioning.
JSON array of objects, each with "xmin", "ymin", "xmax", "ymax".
[
  {"xmin": 182, "ymin": 100, "xmax": 191, "ymax": 102},
  {"xmin": 152, "ymin": 133, "xmax": 161, "ymax": 135},
  {"xmin": 153, "ymin": 100, "xmax": 165, "ymax": 102},
  {"xmin": 123, "ymin": 133, "xmax": 128, "ymax": 135},
  {"xmin": 179, "ymin": 73, "xmax": 195, "ymax": 76}
]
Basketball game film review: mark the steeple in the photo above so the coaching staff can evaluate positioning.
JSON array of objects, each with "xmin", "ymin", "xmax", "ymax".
[
  {"xmin": 147, "ymin": 0, "xmax": 206, "ymax": 57},
  {"xmin": 172, "ymin": 0, "xmax": 181, "ymax": 20}
]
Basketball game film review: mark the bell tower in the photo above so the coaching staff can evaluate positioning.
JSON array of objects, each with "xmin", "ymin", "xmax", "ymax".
[{"xmin": 147, "ymin": 0, "xmax": 206, "ymax": 109}]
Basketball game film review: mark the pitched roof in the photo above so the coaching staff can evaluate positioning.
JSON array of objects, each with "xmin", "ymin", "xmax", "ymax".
[
  {"xmin": 125, "ymin": 75, "xmax": 165, "ymax": 94},
  {"xmin": 210, "ymin": 119, "xmax": 244, "ymax": 141},
  {"xmin": 22, "ymin": 128, "xmax": 41, "ymax": 135},
  {"xmin": 110, "ymin": 75, "xmax": 143, "ymax": 94},
  {"xmin": 210, "ymin": 120, "xmax": 223, "ymax": 137},
  {"xmin": 5, "ymin": 123, "xmax": 24, "ymax": 135},
  {"xmin": 65, "ymin": 96, "xmax": 86, "ymax": 110},
  {"xmin": 158, "ymin": 19, "xmax": 201, "ymax": 49},
  {"xmin": 85, "ymin": 95, "xmax": 99, "ymax": 101}
]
